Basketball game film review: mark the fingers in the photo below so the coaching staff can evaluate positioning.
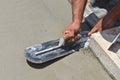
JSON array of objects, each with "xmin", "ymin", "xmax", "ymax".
[
  {"xmin": 65, "ymin": 33, "xmax": 80, "ymax": 44},
  {"xmin": 63, "ymin": 30, "xmax": 74, "ymax": 40},
  {"xmin": 88, "ymin": 19, "xmax": 104, "ymax": 36},
  {"xmin": 88, "ymin": 27, "xmax": 98, "ymax": 36},
  {"xmin": 62, "ymin": 26, "xmax": 80, "ymax": 44},
  {"xmin": 74, "ymin": 33, "xmax": 81, "ymax": 41},
  {"xmin": 88, "ymin": 26, "xmax": 102, "ymax": 36}
]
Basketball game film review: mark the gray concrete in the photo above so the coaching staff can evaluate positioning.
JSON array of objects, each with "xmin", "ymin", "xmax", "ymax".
[{"xmin": 0, "ymin": 0, "xmax": 113, "ymax": 80}]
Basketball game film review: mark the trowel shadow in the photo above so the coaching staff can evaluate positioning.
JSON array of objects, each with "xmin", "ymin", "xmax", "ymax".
[{"xmin": 26, "ymin": 53, "xmax": 72, "ymax": 69}]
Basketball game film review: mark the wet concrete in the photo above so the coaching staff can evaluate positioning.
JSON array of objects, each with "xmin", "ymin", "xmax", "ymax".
[{"xmin": 0, "ymin": 0, "xmax": 113, "ymax": 80}]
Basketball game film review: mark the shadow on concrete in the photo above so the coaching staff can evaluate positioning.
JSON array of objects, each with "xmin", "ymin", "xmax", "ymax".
[{"xmin": 26, "ymin": 54, "xmax": 72, "ymax": 69}]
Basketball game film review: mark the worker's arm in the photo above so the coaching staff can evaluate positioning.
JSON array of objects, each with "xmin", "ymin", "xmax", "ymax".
[
  {"xmin": 71, "ymin": 0, "xmax": 87, "ymax": 24},
  {"xmin": 88, "ymin": 3, "xmax": 120, "ymax": 36},
  {"xmin": 108, "ymin": 3, "xmax": 120, "ymax": 21},
  {"xmin": 63, "ymin": 0, "xmax": 87, "ymax": 43}
]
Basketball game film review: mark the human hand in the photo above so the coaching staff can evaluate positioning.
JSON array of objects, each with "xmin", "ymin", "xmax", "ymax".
[
  {"xmin": 88, "ymin": 17, "xmax": 116, "ymax": 36},
  {"xmin": 62, "ymin": 22, "xmax": 81, "ymax": 44}
]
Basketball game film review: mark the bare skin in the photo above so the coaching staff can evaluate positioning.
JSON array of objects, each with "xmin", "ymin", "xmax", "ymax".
[
  {"xmin": 63, "ymin": 0, "xmax": 87, "ymax": 43},
  {"xmin": 88, "ymin": 2, "xmax": 120, "ymax": 36},
  {"xmin": 63, "ymin": 0, "xmax": 120, "ymax": 43}
]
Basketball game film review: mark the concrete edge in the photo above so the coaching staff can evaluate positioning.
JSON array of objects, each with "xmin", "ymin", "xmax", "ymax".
[{"xmin": 89, "ymin": 33, "xmax": 120, "ymax": 80}]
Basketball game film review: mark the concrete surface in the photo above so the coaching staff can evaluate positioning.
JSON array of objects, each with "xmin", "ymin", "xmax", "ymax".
[
  {"xmin": 0, "ymin": 0, "xmax": 113, "ymax": 80},
  {"xmin": 89, "ymin": 27, "xmax": 120, "ymax": 80}
]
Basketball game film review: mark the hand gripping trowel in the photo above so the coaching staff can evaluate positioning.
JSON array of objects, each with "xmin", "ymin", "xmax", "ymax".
[
  {"xmin": 25, "ymin": 31, "xmax": 90, "ymax": 64},
  {"xmin": 25, "ymin": 4, "xmax": 107, "ymax": 64}
]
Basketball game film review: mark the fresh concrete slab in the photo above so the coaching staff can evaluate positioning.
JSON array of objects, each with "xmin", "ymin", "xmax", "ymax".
[
  {"xmin": 0, "ymin": 0, "xmax": 113, "ymax": 80},
  {"xmin": 89, "ymin": 27, "xmax": 120, "ymax": 80}
]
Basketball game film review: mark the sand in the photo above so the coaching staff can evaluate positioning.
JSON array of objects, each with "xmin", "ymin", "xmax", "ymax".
[{"xmin": 0, "ymin": 0, "xmax": 113, "ymax": 80}]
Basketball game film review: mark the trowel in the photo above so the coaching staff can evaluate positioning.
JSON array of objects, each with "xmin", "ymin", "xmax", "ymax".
[{"xmin": 25, "ymin": 31, "xmax": 90, "ymax": 64}]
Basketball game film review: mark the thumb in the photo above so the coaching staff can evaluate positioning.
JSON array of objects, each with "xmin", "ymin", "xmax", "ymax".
[{"xmin": 63, "ymin": 30, "xmax": 74, "ymax": 40}]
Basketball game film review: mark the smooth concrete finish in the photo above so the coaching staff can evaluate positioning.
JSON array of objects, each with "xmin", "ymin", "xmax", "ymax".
[
  {"xmin": 89, "ymin": 27, "xmax": 120, "ymax": 80},
  {"xmin": 0, "ymin": 0, "xmax": 113, "ymax": 80}
]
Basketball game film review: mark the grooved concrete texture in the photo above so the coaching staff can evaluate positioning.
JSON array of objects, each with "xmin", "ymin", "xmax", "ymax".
[{"xmin": 0, "ymin": 0, "xmax": 113, "ymax": 80}]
